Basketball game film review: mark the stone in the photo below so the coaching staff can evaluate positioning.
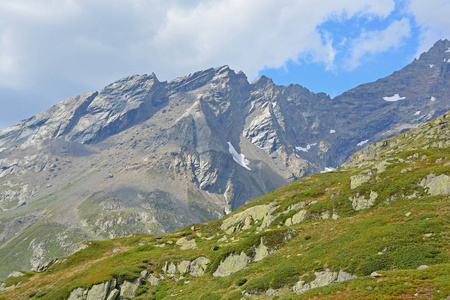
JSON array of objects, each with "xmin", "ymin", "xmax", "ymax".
[
  {"xmin": 218, "ymin": 235, "xmax": 227, "ymax": 243},
  {"xmin": 293, "ymin": 269, "xmax": 356, "ymax": 294},
  {"xmin": 417, "ymin": 265, "xmax": 429, "ymax": 270},
  {"xmin": 293, "ymin": 280, "xmax": 307, "ymax": 294},
  {"xmin": 189, "ymin": 257, "xmax": 210, "ymax": 277},
  {"xmin": 336, "ymin": 270, "xmax": 356, "ymax": 282},
  {"xmin": 213, "ymin": 252, "xmax": 250, "ymax": 277},
  {"xmin": 291, "ymin": 209, "xmax": 308, "ymax": 225},
  {"xmin": 373, "ymin": 160, "xmax": 390, "ymax": 173},
  {"xmin": 370, "ymin": 272, "xmax": 382, "ymax": 278},
  {"xmin": 176, "ymin": 237, "xmax": 198, "ymax": 250},
  {"xmin": 68, "ymin": 287, "xmax": 85, "ymax": 300},
  {"xmin": 349, "ymin": 191, "xmax": 378, "ymax": 211},
  {"xmin": 253, "ymin": 239, "xmax": 269, "ymax": 262},
  {"xmin": 321, "ymin": 211, "xmax": 330, "ymax": 219},
  {"xmin": 350, "ymin": 173, "xmax": 372, "ymax": 189},
  {"xmin": 332, "ymin": 211, "xmax": 340, "ymax": 220},
  {"xmin": 419, "ymin": 174, "xmax": 450, "ymax": 195},
  {"xmin": 148, "ymin": 274, "xmax": 160, "ymax": 286},
  {"xmin": 7, "ymin": 271, "xmax": 25, "ymax": 278},
  {"xmin": 242, "ymin": 216, "xmax": 252, "ymax": 230},
  {"xmin": 140, "ymin": 270, "xmax": 148, "ymax": 278},
  {"xmin": 106, "ymin": 289, "xmax": 119, "ymax": 300},
  {"xmin": 177, "ymin": 260, "xmax": 191, "ymax": 274},
  {"xmin": 86, "ymin": 281, "xmax": 111, "ymax": 300},
  {"xmin": 257, "ymin": 213, "xmax": 278, "ymax": 231},
  {"xmin": 221, "ymin": 204, "xmax": 275, "ymax": 231},
  {"xmin": 309, "ymin": 270, "xmax": 338, "ymax": 289},
  {"xmin": 266, "ymin": 288, "xmax": 278, "ymax": 295},
  {"xmin": 167, "ymin": 262, "xmax": 177, "ymax": 275},
  {"xmin": 119, "ymin": 279, "xmax": 140, "ymax": 299},
  {"xmin": 405, "ymin": 211, "xmax": 412, "ymax": 217}
]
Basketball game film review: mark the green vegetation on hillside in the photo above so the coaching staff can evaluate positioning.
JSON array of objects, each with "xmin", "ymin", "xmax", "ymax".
[{"xmin": 1, "ymin": 112, "xmax": 449, "ymax": 299}]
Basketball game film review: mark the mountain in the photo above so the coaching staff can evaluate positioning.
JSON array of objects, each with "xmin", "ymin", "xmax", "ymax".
[
  {"xmin": 1, "ymin": 108, "xmax": 448, "ymax": 300},
  {"xmin": 0, "ymin": 40, "xmax": 450, "ymax": 279}
]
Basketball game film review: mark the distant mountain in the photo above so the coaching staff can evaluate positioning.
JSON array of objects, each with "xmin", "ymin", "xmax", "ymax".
[
  {"xmin": 1, "ymin": 105, "xmax": 448, "ymax": 300},
  {"xmin": 0, "ymin": 39, "xmax": 449, "ymax": 279}
]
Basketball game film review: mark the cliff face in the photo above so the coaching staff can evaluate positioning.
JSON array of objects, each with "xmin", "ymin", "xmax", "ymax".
[{"xmin": 0, "ymin": 40, "xmax": 449, "ymax": 279}]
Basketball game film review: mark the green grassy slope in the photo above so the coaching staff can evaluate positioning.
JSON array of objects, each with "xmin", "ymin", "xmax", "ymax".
[{"xmin": 1, "ymin": 111, "xmax": 449, "ymax": 299}]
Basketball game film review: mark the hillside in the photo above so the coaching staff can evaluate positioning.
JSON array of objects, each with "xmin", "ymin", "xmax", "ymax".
[
  {"xmin": 1, "ymin": 110, "xmax": 448, "ymax": 299},
  {"xmin": 1, "ymin": 40, "xmax": 450, "ymax": 279}
]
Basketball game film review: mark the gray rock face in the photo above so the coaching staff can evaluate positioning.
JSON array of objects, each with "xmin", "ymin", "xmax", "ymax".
[{"xmin": 1, "ymin": 41, "xmax": 450, "ymax": 279}]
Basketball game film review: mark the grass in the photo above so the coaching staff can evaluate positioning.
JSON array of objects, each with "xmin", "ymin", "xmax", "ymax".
[{"xmin": 1, "ymin": 111, "xmax": 449, "ymax": 299}]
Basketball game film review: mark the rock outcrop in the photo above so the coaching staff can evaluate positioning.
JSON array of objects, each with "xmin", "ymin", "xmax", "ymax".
[{"xmin": 293, "ymin": 269, "xmax": 356, "ymax": 294}]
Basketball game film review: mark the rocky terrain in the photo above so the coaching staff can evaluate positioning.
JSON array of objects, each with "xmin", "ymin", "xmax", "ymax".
[
  {"xmin": 0, "ymin": 40, "xmax": 449, "ymax": 279},
  {"xmin": 0, "ymin": 107, "xmax": 448, "ymax": 300}
]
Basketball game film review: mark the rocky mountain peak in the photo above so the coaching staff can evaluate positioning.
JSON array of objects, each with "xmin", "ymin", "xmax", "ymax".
[
  {"xmin": 417, "ymin": 39, "xmax": 450, "ymax": 64},
  {"xmin": 0, "ymin": 41, "xmax": 449, "ymax": 280}
]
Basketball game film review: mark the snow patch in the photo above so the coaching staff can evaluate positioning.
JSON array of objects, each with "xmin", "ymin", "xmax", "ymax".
[
  {"xmin": 357, "ymin": 139, "xmax": 369, "ymax": 147},
  {"xmin": 383, "ymin": 94, "xmax": 405, "ymax": 102},
  {"xmin": 320, "ymin": 167, "xmax": 336, "ymax": 173},
  {"xmin": 414, "ymin": 111, "xmax": 421, "ymax": 116},
  {"xmin": 446, "ymin": 47, "xmax": 450, "ymax": 53},
  {"xmin": 429, "ymin": 64, "xmax": 434, "ymax": 68},
  {"xmin": 329, "ymin": 129, "xmax": 336, "ymax": 134},
  {"xmin": 227, "ymin": 142, "xmax": 251, "ymax": 170},
  {"xmin": 430, "ymin": 96, "xmax": 436, "ymax": 102},
  {"xmin": 272, "ymin": 102, "xmax": 277, "ymax": 107},
  {"xmin": 295, "ymin": 143, "xmax": 317, "ymax": 153}
]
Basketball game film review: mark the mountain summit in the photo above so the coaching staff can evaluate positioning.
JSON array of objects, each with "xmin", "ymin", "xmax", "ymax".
[{"xmin": 0, "ymin": 40, "xmax": 449, "ymax": 279}]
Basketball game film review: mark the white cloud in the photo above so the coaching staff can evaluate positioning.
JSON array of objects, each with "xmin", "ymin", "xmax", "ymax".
[
  {"xmin": 407, "ymin": 0, "xmax": 450, "ymax": 57},
  {"xmin": 0, "ymin": 0, "xmax": 397, "ymax": 89},
  {"xmin": 346, "ymin": 17, "xmax": 411, "ymax": 70}
]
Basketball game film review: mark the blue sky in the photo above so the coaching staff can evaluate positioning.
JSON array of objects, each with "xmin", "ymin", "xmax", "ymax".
[{"xmin": 0, "ymin": 0, "xmax": 449, "ymax": 129}]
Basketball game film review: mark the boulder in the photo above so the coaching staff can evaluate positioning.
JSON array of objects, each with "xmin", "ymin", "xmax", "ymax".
[
  {"xmin": 419, "ymin": 174, "xmax": 450, "ymax": 195},
  {"xmin": 253, "ymin": 239, "xmax": 269, "ymax": 262},
  {"xmin": 336, "ymin": 270, "xmax": 356, "ymax": 282},
  {"xmin": 7, "ymin": 271, "xmax": 25, "ymax": 278},
  {"xmin": 119, "ymin": 279, "xmax": 140, "ymax": 299},
  {"xmin": 148, "ymin": 274, "xmax": 160, "ymax": 286},
  {"xmin": 293, "ymin": 269, "xmax": 356, "ymax": 294},
  {"xmin": 86, "ymin": 281, "xmax": 111, "ymax": 300},
  {"xmin": 67, "ymin": 287, "xmax": 85, "ymax": 300},
  {"xmin": 106, "ymin": 289, "xmax": 119, "ymax": 300},
  {"xmin": 349, "ymin": 191, "xmax": 378, "ymax": 210},
  {"xmin": 221, "ymin": 204, "xmax": 275, "ymax": 231},
  {"xmin": 350, "ymin": 172, "xmax": 372, "ymax": 189},
  {"xmin": 417, "ymin": 265, "xmax": 429, "ymax": 270},
  {"xmin": 213, "ymin": 252, "xmax": 250, "ymax": 277},
  {"xmin": 176, "ymin": 237, "xmax": 198, "ymax": 250},
  {"xmin": 286, "ymin": 209, "xmax": 307, "ymax": 226},
  {"xmin": 177, "ymin": 260, "xmax": 191, "ymax": 274},
  {"xmin": 189, "ymin": 257, "xmax": 210, "ymax": 277}
]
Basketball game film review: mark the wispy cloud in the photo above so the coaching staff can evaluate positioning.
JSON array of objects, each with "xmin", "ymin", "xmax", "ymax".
[
  {"xmin": 0, "ymin": 0, "xmax": 447, "ymax": 129},
  {"xmin": 346, "ymin": 17, "xmax": 412, "ymax": 70}
]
